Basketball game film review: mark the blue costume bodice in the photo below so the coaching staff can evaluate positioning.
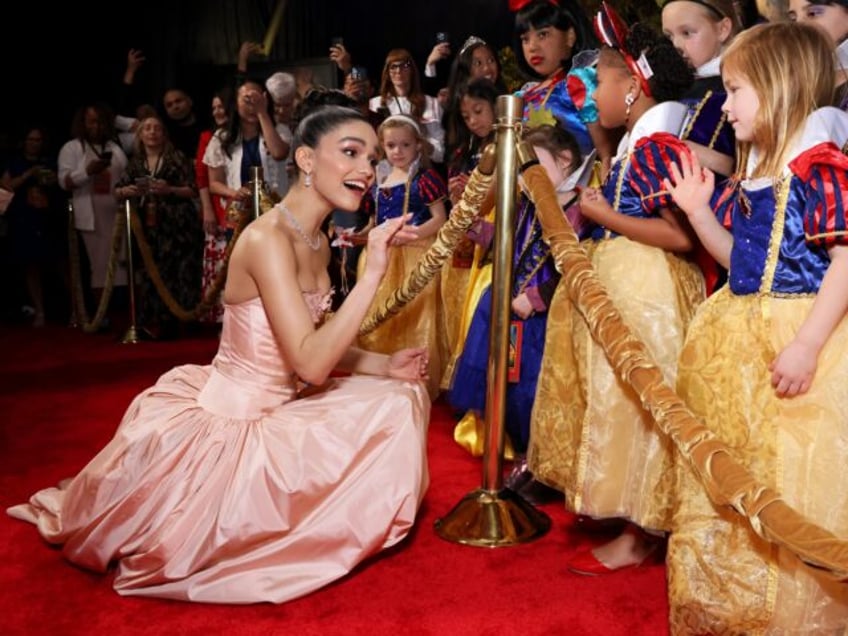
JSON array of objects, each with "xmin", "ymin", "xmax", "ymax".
[
  {"xmin": 512, "ymin": 195, "xmax": 558, "ymax": 297},
  {"xmin": 680, "ymin": 75, "xmax": 735, "ymax": 163},
  {"xmin": 374, "ymin": 168, "xmax": 446, "ymax": 226},
  {"xmin": 713, "ymin": 108, "xmax": 848, "ymax": 295}
]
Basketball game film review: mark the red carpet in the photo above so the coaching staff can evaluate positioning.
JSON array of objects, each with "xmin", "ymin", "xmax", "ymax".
[{"xmin": 0, "ymin": 324, "xmax": 669, "ymax": 635}]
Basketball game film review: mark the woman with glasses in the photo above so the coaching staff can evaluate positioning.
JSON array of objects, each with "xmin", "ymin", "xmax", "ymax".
[{"xmin": 369, "ymin": 49, "xmax": 446, "ymax": 163}]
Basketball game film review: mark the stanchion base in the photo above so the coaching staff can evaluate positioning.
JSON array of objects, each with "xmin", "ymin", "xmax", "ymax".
[
  {"xmin": 434, "ymin": 487, "xmax": 551, "ymax": 547},
  {"xmin": 121, "ymin": 326, "xmax": 140, "ymax": 344}
]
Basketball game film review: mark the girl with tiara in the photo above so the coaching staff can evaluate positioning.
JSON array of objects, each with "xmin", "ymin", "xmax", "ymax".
[
  {"xmin": 529, "ymin": 3, "xmax": 705, "ymax": 573},
  {"xmin": 665, "ymin": 22, "xmax": 848, "ymax": 632},
  {"xmin": 448, "ymin": 123, "xmax": 590, "ymax": 495},
  {"xmin": 788, "ymin": 0, "xmax": 848, "ymax": 109},
  {"xmin": 512, "ymin": 0, "xmax": 616, "ymax": 173},
  {"xmin": 357, "ymin": 115, "xmax": 448, "ymax": 399}
]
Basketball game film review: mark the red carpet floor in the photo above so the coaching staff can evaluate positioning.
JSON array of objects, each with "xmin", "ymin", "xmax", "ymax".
[{"xmin": 0, "ymin": 323, "xmax": 669, "ymax": 635}]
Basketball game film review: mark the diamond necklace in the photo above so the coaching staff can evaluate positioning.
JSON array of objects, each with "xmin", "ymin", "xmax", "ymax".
[{"xmin": 279, "ymin": 204, "xmax": 321, "ymax": 251}]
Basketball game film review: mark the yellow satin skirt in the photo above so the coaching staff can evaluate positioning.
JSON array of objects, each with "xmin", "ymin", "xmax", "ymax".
[
  {"xmin": 357, "ymin": 239, "xmax": 446, "ymax": 399},
  {"xmin": 668, "ymin": 289, "xmax": 848, "ymax": 634},
  {"xmin": 528, "ymin": 237, "xmax": 704, "ymax": 532}
]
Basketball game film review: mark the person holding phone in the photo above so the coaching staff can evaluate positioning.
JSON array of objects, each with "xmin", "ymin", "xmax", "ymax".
[{"xmin": 58, "ymin": 102, "xmax": 128, "ymax": 309}]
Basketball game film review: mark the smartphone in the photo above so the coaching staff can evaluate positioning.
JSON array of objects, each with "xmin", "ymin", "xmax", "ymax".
[
  {"xmin": 435, "ymin": 31, "xmax": 449, "ymax": 45},
  {"xmin": 134, "ymin": 176, "xmax": 150, "ymax": 191},
  {"xmin": 350, "ymin": 66, "xmax": 368, "ymax": 81},
  {"xmin": 331, "ymin": 36, "xmax": 344, "ymax": 47}
]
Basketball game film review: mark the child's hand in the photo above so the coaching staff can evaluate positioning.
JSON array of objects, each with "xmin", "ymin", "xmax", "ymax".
[
  {"xmin": 769, "ymin": 339, "xmax": 818, "ymax": 398},
  {"xmin": 386, "ymin": 347, "xmax": 429, "ymax": 381},
  {"xmin": 511, "ymin": 293, "xmax": 535, "ymax": 319},
  {"xmin": 448, "ymin": 173, "xmax": 469, "ymax": 204},
  {"xmin": 664, "ymin": 151, "xmax": 715, "ymax": 222},
  {"xmin": 578, "ymin": 187, "xmax": 613, "ymax": 222}
]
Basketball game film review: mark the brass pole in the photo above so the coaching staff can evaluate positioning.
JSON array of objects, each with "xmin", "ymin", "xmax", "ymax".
[
  {"xmin": 121, "ymin": 199, "xmax": 139, "ymax": 344},
  {"xmin": 250, "ymin": 166, "xmax": 264, "ymax": 220},
  {"xmin": 435, "ymin": 94, "xmax": 551, "ymax": 547}
]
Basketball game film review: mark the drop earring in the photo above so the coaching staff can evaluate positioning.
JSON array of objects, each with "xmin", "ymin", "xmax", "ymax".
[
  {"xmin": 304, "ymin": 172, "xmax": 312, "ymax": 187},
  {"xmin": 624, "ymin": 92, "xmax": 635, "ymax": 120}
]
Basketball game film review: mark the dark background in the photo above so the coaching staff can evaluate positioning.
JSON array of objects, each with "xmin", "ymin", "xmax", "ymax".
[{"xmin": 2, "ymin": 0, "xmax": 519, "ymax": 150}]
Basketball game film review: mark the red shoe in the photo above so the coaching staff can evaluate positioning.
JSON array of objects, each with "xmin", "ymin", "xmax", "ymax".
[{"xmin": 567, "ymin": 544, "xmax": 659, "ymax": 576}]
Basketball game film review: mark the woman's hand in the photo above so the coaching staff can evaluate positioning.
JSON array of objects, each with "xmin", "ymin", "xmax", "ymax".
[
  {"xmin": 663, "ymin": 151, "xmax": 715, "ymax": 223},
  {"xmin": 148, "ymin": 178, "xmax": 170, "ymax": 196},
  {"xmin": 387, "ymin": 347, "xmax": 429, "ymax": 381},
  {"xmin": 448, "ymin": 173, "xmax": 469, "ymax": 205},
  {"xmin": 362, "ymin": 214, "xmax": 418, "ymax": 279}
]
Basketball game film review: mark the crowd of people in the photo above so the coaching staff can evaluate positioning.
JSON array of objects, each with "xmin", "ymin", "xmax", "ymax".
[{"xmin": 6, "ymin": 0, "xmax": 848, "ymax": 632}]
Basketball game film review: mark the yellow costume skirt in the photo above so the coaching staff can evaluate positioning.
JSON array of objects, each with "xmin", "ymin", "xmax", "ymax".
[
  {"xmin": 357, "ymin": 238, "xmax": 445, "ymax": 399},
  {"xmin": 668, "ymin": 289, "xmax": 848, "ymax": 634},
  {"xmin": 528, "ymin": 238, "xmax": 704, "ymax": 532}
]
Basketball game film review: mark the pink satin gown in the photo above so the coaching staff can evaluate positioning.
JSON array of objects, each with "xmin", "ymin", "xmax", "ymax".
[{"xmin": 8, "ymin": 291, "xmax": 431, "ymax": 604}]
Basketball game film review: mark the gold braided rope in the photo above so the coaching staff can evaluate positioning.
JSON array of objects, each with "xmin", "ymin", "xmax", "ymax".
[
  {"xmin": 358, "ymin": 147, "xmax": 497, "ymax": 335},
  {"xmin": 67, "ymin": 202, "xmax": 126, "ymax": 333},
  {"xmin": 523, "ymin": 162, "xmax": 848, "ymax": 579},
  {"xmin": 128, "ymin": 197, "xmax": 259, "ymax": 322}
]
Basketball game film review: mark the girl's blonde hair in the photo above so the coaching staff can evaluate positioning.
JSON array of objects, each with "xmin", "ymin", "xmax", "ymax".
[
  {"xmin": 721, "ymin": 22, "xmax": 834, "ymax": 178},
  {"xmin": 377, "ymin": 114, "xmax": 433, "ymax": 169}
]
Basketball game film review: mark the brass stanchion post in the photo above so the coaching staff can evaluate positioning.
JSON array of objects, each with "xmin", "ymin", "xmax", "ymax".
[
  {"xmin": 250, "ymin": 166, "xmax": 264, "ymax": 220},
  {"xmin": 435, "ymin": 94, "xmax": 551, "ymax": 547},
  {"xmin": 121, "ymin": 199, "xmax": 139, "ymax": 344}
]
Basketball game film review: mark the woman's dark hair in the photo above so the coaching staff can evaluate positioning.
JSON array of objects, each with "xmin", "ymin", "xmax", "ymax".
[
  {"xmin": 448, "ymin": 78, "xmax": 499, "ymax": 173},
  {"xmin": 70, "ymin": 102, "xmax": 116, "ymax": 143},
  {"xmin": 291, "ymin": 106, "xmax": 369, "ymax": 175},
  {"xmin": 513, "ymin": 0, "xmax": 597, "ymax": 79},
  {"xmin": 293, "ymin": 88, "xmax": 359, "ymax": 128}
]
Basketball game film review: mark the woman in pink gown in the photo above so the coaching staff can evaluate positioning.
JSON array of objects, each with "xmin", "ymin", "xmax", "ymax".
[{"xmin": 8, "ymin": 106, "xmax": 431, "ymax": 604}]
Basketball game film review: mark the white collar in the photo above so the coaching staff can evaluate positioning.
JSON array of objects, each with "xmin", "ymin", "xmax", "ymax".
[
  {"xmin": 616, "ymin": 101, "xmax": 689, "ymax": 160},
  {"xmin": 696, "ymin": 56, "xmax": 722, "ymax": 79},
  {"xmin": 745, "ymin": 107, "xmax": 848, "ymax": 180},
  {"xmin": 838, "ymin": 39, "xmax": 848, "ymax": 71}
]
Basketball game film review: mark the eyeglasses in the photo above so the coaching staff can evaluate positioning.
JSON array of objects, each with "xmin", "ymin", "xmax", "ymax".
[{"xmin": 388, "ymin": 60, "xmax": 412, "ymax": 72}]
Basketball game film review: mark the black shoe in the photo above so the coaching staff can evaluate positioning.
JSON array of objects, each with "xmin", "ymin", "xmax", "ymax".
[
  {"xmin": 504, "ymin": 455, "xmax": 533, "ymax": 491},
  {"xmin": 517, "ymin": 478, "xmax": 563, "ymax": 505}
]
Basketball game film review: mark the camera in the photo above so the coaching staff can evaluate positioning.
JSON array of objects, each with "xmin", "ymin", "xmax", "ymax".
[{"xmin": 435, "ymin": 31, "xmax": 449, "ymax": 45}]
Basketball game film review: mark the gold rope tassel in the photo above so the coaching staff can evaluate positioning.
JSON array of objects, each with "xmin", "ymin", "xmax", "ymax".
[
  {"xmin": 523, "ymin": 162, "xmax": 848, "ymax": 579},
  {"xmin": 358, "ymin": 146, "xmax": 497, "ymax": 336}
]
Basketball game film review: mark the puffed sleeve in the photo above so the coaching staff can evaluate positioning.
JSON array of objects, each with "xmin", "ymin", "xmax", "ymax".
[
  {"xmin": 803, "ymin": 165, "xmax": 848, "ymax": 248},
  {"xmin": 629, "ymin": 133, "xmax": 688, "ymax": 214},
  {"xmin": 566, "ymin": 66, "xmax": 598, "ymax": 125},
  {"xmin": 417, "ymin": 168, "xmax": 447, "ymax": 206},
  {"xmin": 203, "ymin": 132, "xmax": 227, "ymax": 169},
  {"xmin": 711, "ymin": 180, "xmax": 738, "ymax": 230},
  {"xmin": 794, "ymin": 147, "xmax": 848, "ymax": 248}
]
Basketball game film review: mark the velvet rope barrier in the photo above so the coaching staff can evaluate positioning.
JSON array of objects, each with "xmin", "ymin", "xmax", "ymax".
[
  {"xmin": 358, "ymin": 146, "xmax": 497, "ymax": 336},
  {"xmin": 522, "ymin": 161, "xmax": 848, "ymax": 580}
]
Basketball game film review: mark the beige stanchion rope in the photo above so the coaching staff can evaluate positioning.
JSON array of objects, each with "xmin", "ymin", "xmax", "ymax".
[{"xmin": 522, "ymin": 161, "xmax": 848, "ymax": 580}]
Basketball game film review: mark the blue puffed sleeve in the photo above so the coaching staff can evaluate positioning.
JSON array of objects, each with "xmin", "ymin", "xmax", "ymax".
[{"xmin": 566, "ymin": 66, "xmax": 598, "ymax": 125}]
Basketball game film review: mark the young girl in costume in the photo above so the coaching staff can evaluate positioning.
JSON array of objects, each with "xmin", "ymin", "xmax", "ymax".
[
  {"xmin": 665, "ymin": 22, "xmax": 848, "ymax": 633},
  {"xmin": 358, "ymin": 115, "xmax": 448, "ymax": 398},
  {"xmin": 528, "ymin": 6, "xmax": 705, "ymax": 572},
  {"xmin": 662, "ymin": 0, "xmax": 739, "ymax": 179},
  {"xmin": 448, "ymin": 124, "xmax": 588, "ymax": 491},
  {"xmin": 441, "ymin": 78, "xmax": 498, "ymax": 391},
  {"xmin": 513, "ymin": 0, "xmax": 615, "ymax": 171}
]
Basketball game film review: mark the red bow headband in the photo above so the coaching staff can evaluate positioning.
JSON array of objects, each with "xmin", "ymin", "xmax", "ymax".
[
  {"xmin": 508, "ymin": 0, "xmax": 558, "ymax": 11},
  {"xmin": 593, "ymin": 1, "xmax": 653, "ymax": 98}
]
